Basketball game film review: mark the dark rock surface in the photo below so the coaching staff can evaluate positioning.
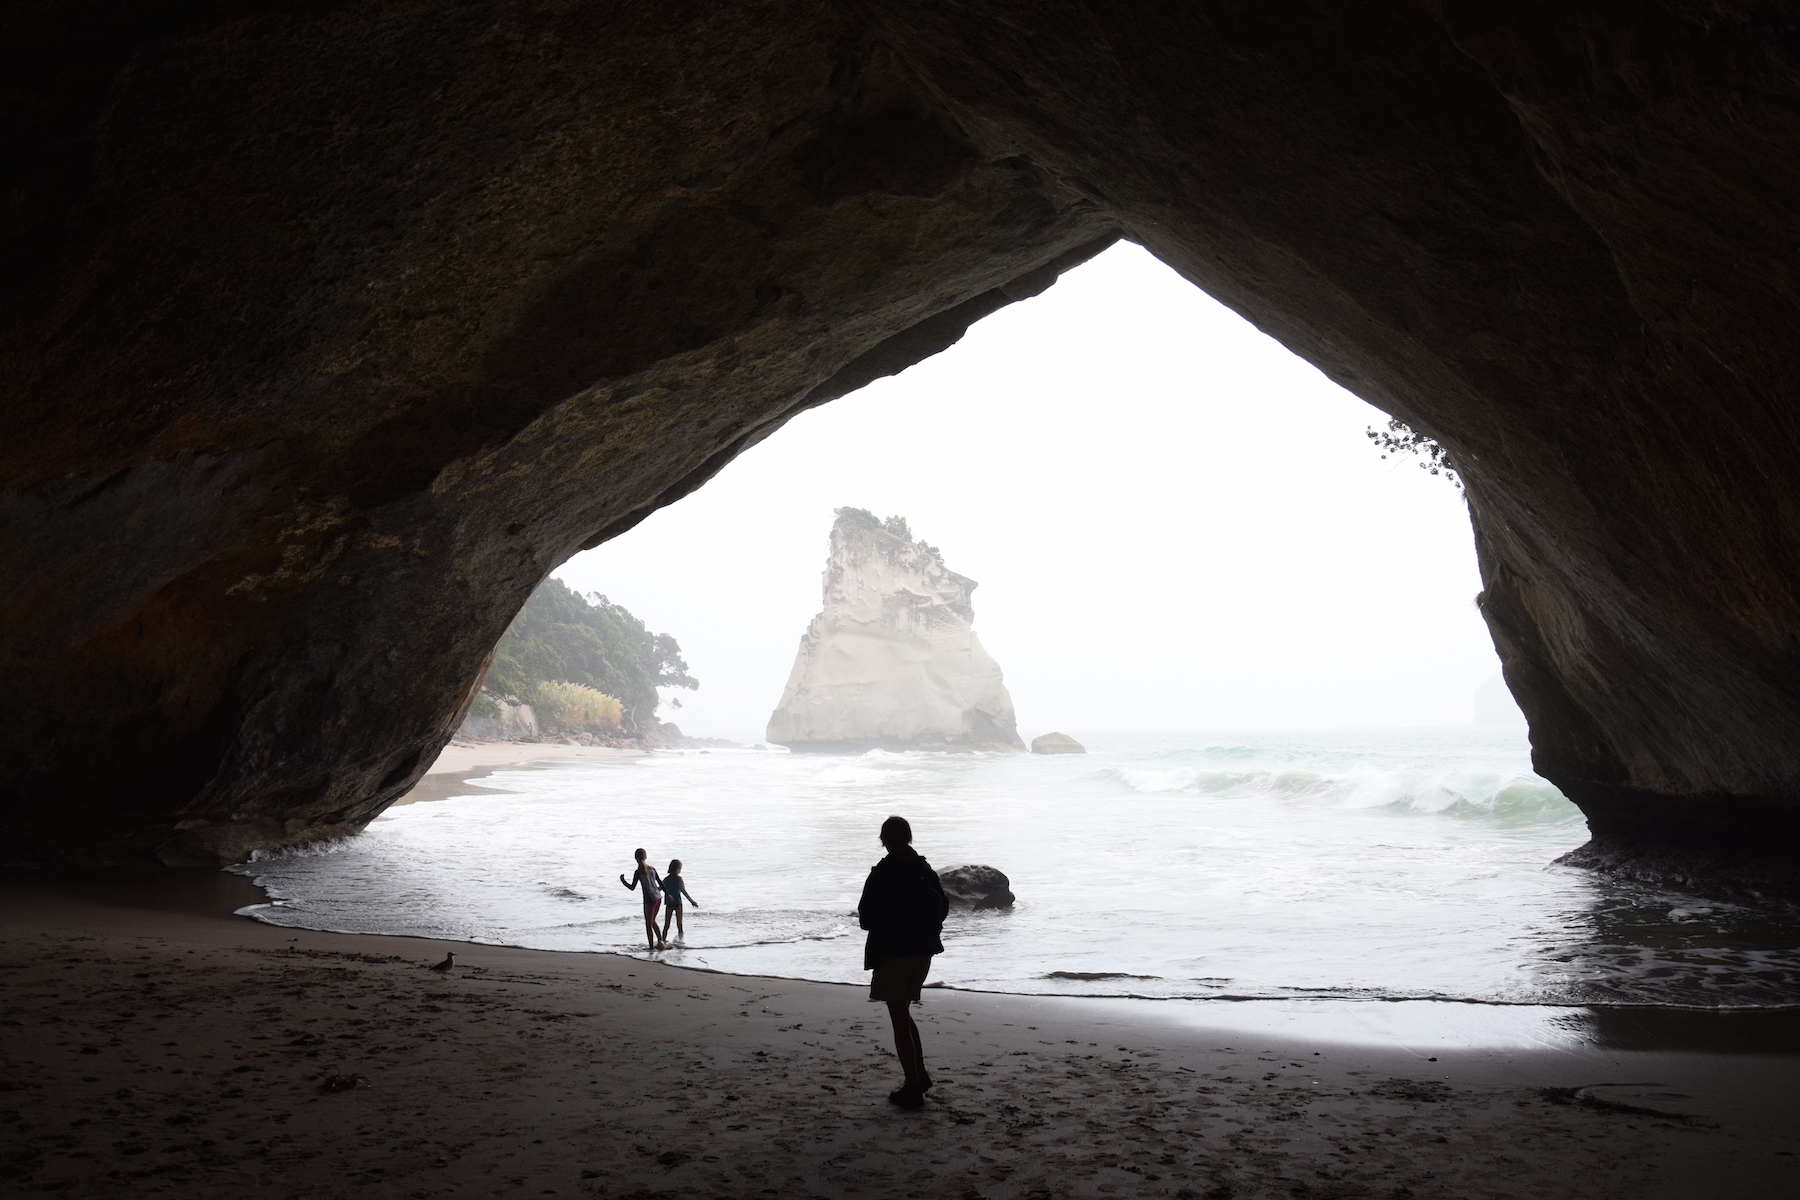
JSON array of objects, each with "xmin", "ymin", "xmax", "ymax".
[
  {"xmin": 1031, "ymin": 733, "xmax": 1086, "ymax": 755},
  {"xmin": 5, "ymin": 4, "xmax": 1800, "ymax": 896},
  {"xmin": 938, "ymin": 865, "xmax": 1016, "ymax": 911},
  {"xmin": 0, "ymin": 3, "xmax": 1111, "ymax": 866}
]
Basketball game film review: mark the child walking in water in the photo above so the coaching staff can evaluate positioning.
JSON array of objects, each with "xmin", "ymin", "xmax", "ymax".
[
  {"xmin": 659, "ymin": 859, "xmax": 700, "ymax": 944},
  {"xmin": 619, "ymin": 849, "xmax": 666, "ymax": 950}
]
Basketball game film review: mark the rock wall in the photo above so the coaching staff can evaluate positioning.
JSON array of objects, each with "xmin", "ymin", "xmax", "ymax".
[
  {"xmin": 4, "ymin": 3, "xmax": 1800, "ymax": 893},
  {"xmin": 768, "ymin": 513, "xmax": 1024, "ymax": 753},
  {"xmin": 457, "ymin": 702, "xmax": 538, "ymax": 743},
  {"xmin": 0, "ymin": 2, "xmax": 1108, "ymax": 865}
]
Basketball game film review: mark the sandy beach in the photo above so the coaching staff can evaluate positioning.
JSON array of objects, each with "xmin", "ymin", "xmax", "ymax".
[
  {"xmin": 426, "ymin": 744, "xmax": 649, "ymax": 776},
  {"xmin": 2, "ymin": 868, "xmax": 1795, "ymax": 1200},
  {"xmin": 394, "ymin": 742, "xmax": 648, "ymax": 807}
]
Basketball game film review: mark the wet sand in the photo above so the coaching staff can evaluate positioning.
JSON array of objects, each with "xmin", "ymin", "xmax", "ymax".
[{"xmin": 1, "ymin": 869, "xmax": 1796, "ymax": 1199}]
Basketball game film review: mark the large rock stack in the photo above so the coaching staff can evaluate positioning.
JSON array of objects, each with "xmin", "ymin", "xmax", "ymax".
[{"xmin": 767, "ymin": 511, "xmax": 1025, "ymax": 753}]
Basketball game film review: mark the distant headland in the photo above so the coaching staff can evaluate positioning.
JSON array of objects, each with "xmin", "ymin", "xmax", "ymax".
[{"xmin": 456, "ymin": 578, "xmax": 730, "ymax": 750}]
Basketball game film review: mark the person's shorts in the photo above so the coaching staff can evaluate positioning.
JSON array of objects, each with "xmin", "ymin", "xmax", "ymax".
[
  {"xmin": 644, "ymin": 898, "xmax": 661, "ymax": 917},
  {"xmin": 868, "ymin": 955, "xmax": 932, "ymax": 1003}
]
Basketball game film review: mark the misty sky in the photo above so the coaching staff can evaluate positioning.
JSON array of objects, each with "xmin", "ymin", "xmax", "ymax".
[{"xmin": 555, "ymin": 242, "xmax": 1504, "ymax": 743}]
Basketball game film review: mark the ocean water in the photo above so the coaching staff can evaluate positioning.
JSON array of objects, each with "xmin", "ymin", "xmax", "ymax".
[{"xmin": 232, "ymin": 730, "xmax": 1800, "ymax": 1016}]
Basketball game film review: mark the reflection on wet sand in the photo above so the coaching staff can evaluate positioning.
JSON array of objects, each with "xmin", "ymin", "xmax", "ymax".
[{"xmin": 1574, "ymin": 1005, "xmax": 1800, "ymax": 1055}]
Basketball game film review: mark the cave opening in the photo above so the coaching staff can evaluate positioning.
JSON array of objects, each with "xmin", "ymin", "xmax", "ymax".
[
  {"xmin": 557, "ymin": 239, "xmax": 1504, "ymax": 743},
  {"xmin": 6, "ymin": 0, "xmax": 1798, "ymax": 913},
  {"xmin": 313, "ymin": 234, "xmax": 1800, "ymax": 1025},
  {"xmin": 8, "ymin": 7, "xmax": 1800, "ymax": 1183}
]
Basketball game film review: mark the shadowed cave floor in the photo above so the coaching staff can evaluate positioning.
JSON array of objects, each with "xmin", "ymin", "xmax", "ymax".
[{"xmin": 0, "ymin": 870, "xmax": 1795, "ymax": 1199}]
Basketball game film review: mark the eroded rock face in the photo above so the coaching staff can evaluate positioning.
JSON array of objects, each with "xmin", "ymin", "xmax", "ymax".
[
  {"xmin": 5, "ymin": 3, "xmax": 1800, "ymax": 893},
  {"xmin": 0, "ymin": 2, "xmax": 1106, "ymax": 864},
  {"xmin": 768, "ymin": 513, "xmax": 1024, "ymax": 753}
]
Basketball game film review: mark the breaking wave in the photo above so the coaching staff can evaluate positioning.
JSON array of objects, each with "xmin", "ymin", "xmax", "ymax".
[{"xmin": 1113, "ymin": 764, "xmax": 1576, "ymax": 823}]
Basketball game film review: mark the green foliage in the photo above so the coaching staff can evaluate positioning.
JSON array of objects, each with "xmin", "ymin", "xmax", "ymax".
[
  {"xmin": 1367, "ymin": 418, "xmax": 1462, "ymax": 491},
  {"xmin": 835, "ymin": 505, "xmax": 883, "ymax": 531},
  {"xmin": 483, "ymin": 578, "xmax": 697, "ymax": 728},
  {"xmin": 533, "ymin": 680, "xmax": 623, "ymax": 729},
  {"xmin": 834, "ymin": 506, "xmax": 938, "ymax": 555},
  {"xmin": 468, "ymin": 692, "xmax": 501, "ymax": 720}
]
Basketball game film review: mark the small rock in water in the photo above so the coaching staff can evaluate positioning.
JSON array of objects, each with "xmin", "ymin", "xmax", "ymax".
[
  {"xmin": 1030, "ymin": 732, "xmax": 1086, "ymax": 755},
  {"xmin": 939, "ymin": 865, "xmax": 1016, "ymax": 910}
]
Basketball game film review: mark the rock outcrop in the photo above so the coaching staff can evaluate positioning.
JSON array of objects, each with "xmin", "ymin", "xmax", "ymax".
[
  {"xmin": 5, "ymin": 4, "xmax": 1800, "ymax": 896},
  {"xmin": 938, "ymin": 866, "xmax": 1016, "ymax": 911},
  {"xmin": 768, "ymin": 512, "xmax": 1024, "ymax": 753},
  {"xmin": 1031, "ymin": 733, "xmax": 1087, "ymax": 756},
  {"xmin": 458, "ymin": 700, "xmax": 540, "ymax": 743}
]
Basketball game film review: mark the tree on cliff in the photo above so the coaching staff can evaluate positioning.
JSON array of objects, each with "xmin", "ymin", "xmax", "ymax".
[
  {"xmin": 480, "ymin": 578, "xmax": 697, "ymax": 729},
  {"xmin": 1366, "ymin": 418, "xmax": 1461, "ymax": 491},
  {"xmin": 835, "ymin": 506, "xmax": 940, "ymax": 556}
]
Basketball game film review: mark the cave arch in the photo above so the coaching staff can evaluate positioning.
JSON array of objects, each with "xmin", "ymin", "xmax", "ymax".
[{"xmin": 4, "ymin": 3, "xmax": 1799, "ymax": 898}]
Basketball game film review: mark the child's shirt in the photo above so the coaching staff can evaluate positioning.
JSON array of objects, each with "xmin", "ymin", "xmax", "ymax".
[{"xmin": 664, "ymin": 874, "xmax": 687, "ymax": 906}]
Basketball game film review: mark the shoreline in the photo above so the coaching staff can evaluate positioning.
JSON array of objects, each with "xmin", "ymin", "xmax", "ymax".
[
  {"xmin": 217, "ymin": 892, "xmax": 1800, "ymax": 1040},
  {"xmin": 426, "ymin": 742, "xmax": 649, "ymax": 774},
  {"xmin": 236, "ymin": 761, "xmax": 1800, "ymax": 1056},
  {"xmin": 391, "ymin": 740, "xmax": 649, "ymax": 806},
  {"xmin": 3, "ymin": 868, "xmax": 1796, "ymax": 1198}
]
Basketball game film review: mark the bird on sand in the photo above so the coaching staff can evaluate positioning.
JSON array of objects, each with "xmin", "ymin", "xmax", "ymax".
[{"xmin": 428, "ymin": 951, "xmax": 456, "ymax": 973}]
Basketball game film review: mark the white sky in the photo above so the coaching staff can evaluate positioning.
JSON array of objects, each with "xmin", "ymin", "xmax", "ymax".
[{"xmin": 555, "ymin": 242, "xmax": 1503, "ymax": 743}]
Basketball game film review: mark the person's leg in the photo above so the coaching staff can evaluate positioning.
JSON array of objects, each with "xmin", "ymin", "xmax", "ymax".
[
  {"xmin": 905, "ymin": 1004, "xmax": 927, "ymax": 1086},
  {"xmin": 643, "ymin": 909, "xmax": 658, "ymax": 950},
  {"xmin": 675, "ymin": 907, "xmax": 685, "ymax": 939},
  {"xmin": 885, "ymin": 999, "xmax": 922, "ymax": 1087},
  {"xmin": 660, "ymin": 906, "xmax": 673, "ymax": 942},
  {"xmin": 908, "ymin": 1004, "xmax": 929, "ymax": 1088}
]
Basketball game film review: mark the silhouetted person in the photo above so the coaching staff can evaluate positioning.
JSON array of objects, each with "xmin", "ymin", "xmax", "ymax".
[
  {"xmin": 660, "ymin": 857, "xmax": 699, "ymax": 944},
  {"xmin": 619, "ymin": 848, "xmax": 666, "ymax": 950},
  {"xmin": 857, "ymin": 814, "xmax": 949, "ymax": 1108}
]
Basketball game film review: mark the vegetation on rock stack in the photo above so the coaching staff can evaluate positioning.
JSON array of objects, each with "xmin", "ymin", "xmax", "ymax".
[
  {"xmin": 835, "ymin": 506, "xmax": 940, "ymax": 556},
  {"xmin": 481, "ymin": 578, "xmax": 696, "ymax": 730}
]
